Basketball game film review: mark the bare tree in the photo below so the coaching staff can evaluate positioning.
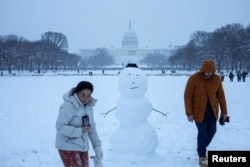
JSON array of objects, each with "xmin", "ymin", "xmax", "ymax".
[
  {"xmin": 140, "ymin": 52, "xmax": 168, "ymax": 68},
  {"xmin": 241, "ymin": 25, "xmax": 250, "ymax": 71},
  {"xmin": 220, "ymin": 24, "xmax": 245, "ymax": 71},
  {"xmin": 87, "ymin": 48, "xmax": 114, "ymax": 68},
  {"xmin": 168, "ymin": 46, "xmax": 186, "ymax": 69},
  {"xmin": 0, "ymin": 35, "xmax": 28, "ymax": 73},
  {"xmin": 41, "ymin": 31, "xmax": 68, "ymax": 50}
]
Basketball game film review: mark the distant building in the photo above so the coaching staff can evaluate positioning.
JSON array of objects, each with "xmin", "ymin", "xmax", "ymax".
[{"xmin": 80, "ymin": 21, "xmax": 170, "ymax": 66}]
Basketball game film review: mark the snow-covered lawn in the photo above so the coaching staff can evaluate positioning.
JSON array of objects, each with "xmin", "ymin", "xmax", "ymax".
[{"xmin": 1, "ymin": 73, "xmax": 249, "ymax": 167}]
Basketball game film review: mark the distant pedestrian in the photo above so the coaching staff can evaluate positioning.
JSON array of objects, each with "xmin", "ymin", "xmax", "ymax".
[
  {"xmin": 242, "ymin": 70, "xmax": 248, "ymax": 82},
  {"xmin": 229, "ymin": 71, "xmax": 234, "ymax": 82},
  {"xmin": 237, "ymin": 70, "xmax": 242, "ymax": 82},
  {"xmin": 220, "ymin": 72, "xmax": 224, "ymax": 81}
]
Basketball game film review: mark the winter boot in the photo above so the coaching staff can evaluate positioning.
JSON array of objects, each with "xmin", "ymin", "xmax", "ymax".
[{"xmin": 199, "ymin": 156, "xmax": 208, "ymax": 167}]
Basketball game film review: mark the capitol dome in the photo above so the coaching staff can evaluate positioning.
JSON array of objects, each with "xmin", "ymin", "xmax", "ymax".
[{"xmin": 122, "ymin": 21, "xmax": 139, "ymax": 48}]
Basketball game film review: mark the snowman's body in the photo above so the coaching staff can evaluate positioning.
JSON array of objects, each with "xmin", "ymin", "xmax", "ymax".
[{"xmin": 110, "ymin": 66, "xmax": 158, "ymax": 155}]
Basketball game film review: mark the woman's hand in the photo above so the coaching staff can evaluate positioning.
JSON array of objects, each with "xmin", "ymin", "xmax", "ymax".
[{"xmin": 82, "ymin": 126, "xmax": 91, "ymax": 133}]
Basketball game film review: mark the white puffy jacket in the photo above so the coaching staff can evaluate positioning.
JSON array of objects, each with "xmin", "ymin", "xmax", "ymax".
[{"xmin": 55, "ymin": 89, "xmax": 102, "ymax": 152}]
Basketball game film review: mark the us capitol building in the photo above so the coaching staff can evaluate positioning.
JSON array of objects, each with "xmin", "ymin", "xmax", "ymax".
[{"xmin": 80, "ymin": 21, "xmax": 171, "ymax": 66}]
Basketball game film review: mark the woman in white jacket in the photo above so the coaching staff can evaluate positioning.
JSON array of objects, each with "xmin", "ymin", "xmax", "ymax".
[{"xmin": 55, "ymin": 81, "xmax": 103, "ymax": 167}]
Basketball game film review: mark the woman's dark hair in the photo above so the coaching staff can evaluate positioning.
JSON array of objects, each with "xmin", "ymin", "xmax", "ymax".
[{"xmin": 71, "ymin": 81, "xmax": 94, "ymax": 95}]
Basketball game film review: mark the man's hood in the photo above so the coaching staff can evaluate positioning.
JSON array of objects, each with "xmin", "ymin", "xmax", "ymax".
[{"xmin": 200, "ymin": 60, "xmax": 216, "ymax": 73}]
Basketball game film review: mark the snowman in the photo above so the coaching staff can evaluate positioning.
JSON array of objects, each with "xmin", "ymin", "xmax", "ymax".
[{"xmin": 110, "ymin": 63, "xmax": 163, "ymax": 165}]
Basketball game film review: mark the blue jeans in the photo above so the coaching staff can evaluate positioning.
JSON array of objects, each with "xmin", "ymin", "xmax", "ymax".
[{"xmin": 195, "ymin": 108, "xmax": 217, "ymax": 157}]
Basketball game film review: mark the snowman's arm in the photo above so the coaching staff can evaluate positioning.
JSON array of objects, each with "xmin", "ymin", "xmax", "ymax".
[
  {"xmin": 101, "ymin": 107, "xmax": 116, "ymax": 118},
  {"xmin": 152, "ymin": 108, "xmax": 168, "ymax": 118}
]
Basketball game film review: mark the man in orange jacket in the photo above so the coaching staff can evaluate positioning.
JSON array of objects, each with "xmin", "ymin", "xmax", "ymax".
[{"xmin": 184, "ymin": 60, "xmax": 228, "ymax": 167}]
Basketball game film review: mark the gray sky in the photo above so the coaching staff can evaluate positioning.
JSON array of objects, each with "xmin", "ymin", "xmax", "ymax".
[{"xmin": 1, "ymin": 0, "xmax": 250, "ymax": 53}]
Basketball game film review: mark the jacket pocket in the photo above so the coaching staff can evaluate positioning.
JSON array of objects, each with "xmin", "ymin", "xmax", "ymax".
[{"xmin": 68, "ymin": 137, "xmax": 84, "ymax": 147}]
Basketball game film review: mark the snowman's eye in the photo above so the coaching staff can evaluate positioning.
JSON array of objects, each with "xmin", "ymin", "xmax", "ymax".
[
  {"xmin": 136, "ymin": 74, "xmax": 139, "ymax": 76},
  {"xmin": 128, "ymin": 73, "xmax": 131, "ymax": 76}
]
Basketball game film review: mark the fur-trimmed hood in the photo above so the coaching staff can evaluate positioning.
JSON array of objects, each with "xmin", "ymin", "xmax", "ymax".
[{"xmin": 62, "ymin": 88, "xmax": 97, "ymax": 109}]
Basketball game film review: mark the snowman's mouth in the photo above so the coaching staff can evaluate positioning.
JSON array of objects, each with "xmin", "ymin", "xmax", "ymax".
[{"xmin": 130, "ymin": 86, "xmax": 139, "ymax": 89}]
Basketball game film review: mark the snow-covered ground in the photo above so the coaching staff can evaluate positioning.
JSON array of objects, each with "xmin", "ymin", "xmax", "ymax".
[{"xmin": 1, "ymin": 71, "xmax": 250, "ymax": 167}]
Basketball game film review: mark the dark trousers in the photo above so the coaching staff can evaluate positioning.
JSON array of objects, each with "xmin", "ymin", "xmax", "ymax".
[
  {"xmin": 195, "ymin": 108, "xmax": 217, "ymax": 157},
  {"xmin": 58, "ymin": 150, "xmax": 89, "ymax": 167}
]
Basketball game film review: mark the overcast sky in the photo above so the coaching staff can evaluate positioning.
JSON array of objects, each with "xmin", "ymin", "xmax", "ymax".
[{"xmin": 1, "ymin": 0, "xmax": 250, "ymax": 53}]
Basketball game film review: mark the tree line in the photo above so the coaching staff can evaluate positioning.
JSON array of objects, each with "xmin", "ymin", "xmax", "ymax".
[
  {"xmin": 0, "ymin": 31, "xmax": 114, "ymax": 74},
  {"xmin": 1, "ymin": 23, "xmax": 250, "ymax": 74},
  {"xmin": 168, "ymin": 23, "xmax": 250, "ymax": 72}
]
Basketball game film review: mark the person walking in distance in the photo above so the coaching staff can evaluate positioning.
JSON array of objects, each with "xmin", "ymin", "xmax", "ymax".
[
  {"xmin": 237, "ymin": 69, "xmax": 242, "ymax": 82},
  {"xmin": 242, "ymin": 70, "xmax": 248, "ymax": 82},
  {"xmin": 184, "ymin": 60, "xmax": 228, "ymax": 167},
  {"xmin": 229, "ymin": 71, "xmax": 234, "ymax": 82},
  {"xmin": 220, "ymin": 72, "xmax": 224, "ymax": 81}
]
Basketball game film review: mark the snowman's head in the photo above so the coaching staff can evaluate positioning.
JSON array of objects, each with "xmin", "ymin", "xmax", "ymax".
[{"xmin": 118, "ymin": 64, "xmax": 147, "ymax": 97}]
